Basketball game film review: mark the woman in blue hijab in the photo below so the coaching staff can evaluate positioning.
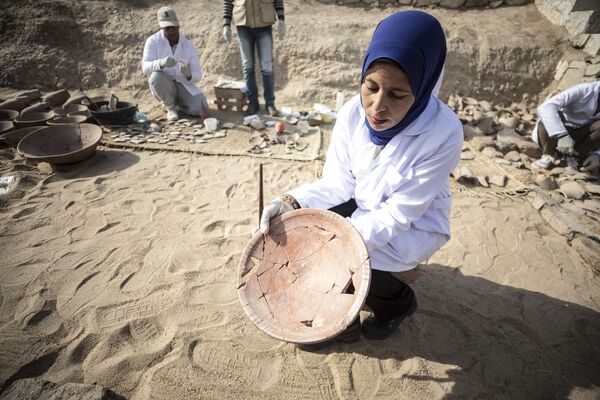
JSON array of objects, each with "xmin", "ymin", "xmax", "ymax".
[{"xmin": 260, "ymin": 11, "xmax": 463, "ymax": 348}]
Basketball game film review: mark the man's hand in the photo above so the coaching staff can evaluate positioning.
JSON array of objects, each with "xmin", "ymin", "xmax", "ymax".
[
  {"xmin": 223, "ymin": 25, "xmax": 232, "ymax": 43},
  {"xmin": 581, "ymin": 153, "xmax": 600, "ymax": 171},
  {"xmin": 259, "ymin": 197, "xmax": 295, "ymax": 234},
  {"xmin": 179, "ymin": 64, "xmax": 192, "ymax": 80},
  {"xmin": 160, "ymin": 56, "xmax": 176, "ymax": 69},
  {"xmin": 556, "ymin": 135, "xmax": 576, "ymax": 156},
  {"xmin": 277, "ymin": 20, "xmax": 286, "ymax": 40}
]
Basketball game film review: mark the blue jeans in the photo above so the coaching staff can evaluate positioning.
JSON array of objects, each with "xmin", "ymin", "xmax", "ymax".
[{"xmin": 236, "ymin": 26, "xmax": 275, "ymax": 106}]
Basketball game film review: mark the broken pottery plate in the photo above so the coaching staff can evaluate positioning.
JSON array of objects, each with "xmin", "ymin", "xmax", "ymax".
[{"xmin": 238, "ymin": 209, "xmax": 371, "ymax": 344}]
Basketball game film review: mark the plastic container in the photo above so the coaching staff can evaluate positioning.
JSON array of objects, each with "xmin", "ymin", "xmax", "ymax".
[{"xmin": 204, "ymin": 118, "xmax": 218, "ymax": 132}]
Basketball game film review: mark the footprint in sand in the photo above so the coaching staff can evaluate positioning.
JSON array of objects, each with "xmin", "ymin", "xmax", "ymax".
[
  {"xmin": 188, "ymin": 282, "xmax": 237, "ymax": 306},
  {"xmin": 191, "ymin": 340, "xmax": 282, "ymax": 391}
]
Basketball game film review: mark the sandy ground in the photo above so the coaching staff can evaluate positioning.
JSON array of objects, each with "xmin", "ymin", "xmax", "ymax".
[
  {"xmin": 0, "ymin": 0, "xmax": 599, "ymax": 399},
  {"xmin": 0, "ymin": 138, "xmax": 599, "ymax": 399}
]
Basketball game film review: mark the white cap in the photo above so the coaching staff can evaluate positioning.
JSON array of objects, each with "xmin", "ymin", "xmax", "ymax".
[{"xmin": 157, "ymin": 7, "xmax": 179, "ymax": 28}]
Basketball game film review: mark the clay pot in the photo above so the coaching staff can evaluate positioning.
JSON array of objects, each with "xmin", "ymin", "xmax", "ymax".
[
  {"xmin": 16, "ymin": 89, "xmax": 42, "ymax": 102},
  {"xmin": 63, "ymin": 94, "xmax": 89, "ymax": 107},
  {"xmin": 0, "ymin": 120, "xmax": 15, "ymax": 134},
  {"xmin": 18, "ymin": 123, "xmax": 102, "ymax": 164},
  {"xmin": 42, "ymin": 89, "xmax": 70, "ymax": 107},
  {"xmin": 47, "ymin": 115, "xmax": 87, "ymax": 125},
  {"xmin": 238, "ymin": 209, "xmax": 371, "ymax": 344},
  {"xmin": 21, "ymin": 102, "xmax": 52, "ymax": 115},
  {"xmin": 0, "ymin": 109, "xmax": 19, "ymax": 121},
  {"xmin": 0, "ymin": 98, "xmax": 28, "ymax": 112},
  {"xmin": 0, "ymin": 126, "xmax": 44, "ymax": 148},
  {"xmin": 53, "ymin": 103, "xmax": 88, "ymax": 117},
  {"xmin": 14, "ymin": 112, "xmax": 54, "ymax": 128},
  {"xmin": 67, "ymin": 110, "xmax": 91, "ymax": 122},
  {"xmin": 89, "ymin": 101, "xmax": 138, "ymax": 125}
]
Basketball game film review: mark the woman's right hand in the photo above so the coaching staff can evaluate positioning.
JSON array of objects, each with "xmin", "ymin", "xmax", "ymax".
[{"xmin": 259, "ymin": 196, "xmax": 299, "ymax": 234}]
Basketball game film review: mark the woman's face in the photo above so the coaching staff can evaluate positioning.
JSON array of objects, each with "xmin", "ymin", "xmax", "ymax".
[{"xmin": 360, "ymin": 61, "xmax": 415, "ymax": 131}]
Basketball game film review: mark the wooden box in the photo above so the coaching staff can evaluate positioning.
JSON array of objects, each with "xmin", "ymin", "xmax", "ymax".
[{"xmin": 214, "ymin": 86, "xmax": 248, "ymax": 112}]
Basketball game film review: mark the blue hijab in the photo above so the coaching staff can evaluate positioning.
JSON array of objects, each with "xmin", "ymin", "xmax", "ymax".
[{"xmin": 361, "ymin": 11, "xmax": 447, "ymax": 146}]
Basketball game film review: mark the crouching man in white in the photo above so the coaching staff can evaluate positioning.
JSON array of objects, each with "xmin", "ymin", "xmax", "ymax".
[
  {"xmin": 531, "ymin": 81, "xmax": 600, "ymax": 172},
  {"xmin": 142, "ymin": 6, "xmax": 209, "ymax": 121}
]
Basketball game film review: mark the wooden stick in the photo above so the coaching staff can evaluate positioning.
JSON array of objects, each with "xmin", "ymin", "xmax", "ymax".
[{"xmin": 259, "ymin": 163, "xmax": 264, "ymax": 227}]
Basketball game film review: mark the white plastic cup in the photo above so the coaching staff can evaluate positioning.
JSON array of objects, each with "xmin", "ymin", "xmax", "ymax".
[{"xmin": 204, "ymin": 118, "xmax": 218, "ymax": 132}]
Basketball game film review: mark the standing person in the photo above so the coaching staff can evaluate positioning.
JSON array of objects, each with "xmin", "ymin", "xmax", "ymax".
[
  {"xmin": 259, "ymin": 11, "xmax": 463, "ymax": 346},
  {"xmin": 531, "ymin": 81, "xmax": 600, "ymax": 171},
  {"xmin": 142, "ymin": 6, "xmax": 209, "ymax": 122},
  {"xmin": 222, "ymin": 0, "xmax": 285, "ymax": 116}
]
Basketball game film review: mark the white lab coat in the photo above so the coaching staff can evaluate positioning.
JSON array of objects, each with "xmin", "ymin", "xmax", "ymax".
[
  {"xmin": 532, "ymin": 81, "xmax": 600, "ymax": 156},
  {"xmin": 141, "ymin": 30, "xmax": 203, "ymax": 96},
  {"xmin": 287, "ymin": 95, "xmax": 463, "ymax": 272}
]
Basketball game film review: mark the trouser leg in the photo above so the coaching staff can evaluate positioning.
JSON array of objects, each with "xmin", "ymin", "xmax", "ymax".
[
  {"xmin": 175, "ymin": 82, "xmax": 208, "ymax": 116},
  {"xmin": 149, "ymin": 71, "xmax": 177, "ymax": 109},
  {"xmin": 571, "ymin": 120, "xmax": 600, "ymax": 158},
  {"xmin": 256, "ymin": 27, "xmax": 275, "ymax": 107},
  {"xmin": 236, "ymin": 26, "xmax": 259, "ymax": 104},
  {"xmin": 537, "ymin": 122, "xmax": 558, "ymax": 156}
]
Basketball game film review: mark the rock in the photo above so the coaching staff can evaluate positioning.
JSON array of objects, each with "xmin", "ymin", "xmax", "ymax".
[
  {"xmin": 470, "ymin": 136, "xmax": 495, "ymax": 151},
  {"xmin": 481, "ymin": 146, "xmax": 503, "ymax": 158},
  {"xmin": 535, "ymin": 176, "xmax": 557, "ymax": 190},
  {"xmin": 489, "ymin": 175, "xmax": 507, "ymax": 187},
  {"xmin": 2, "ymin": 378, "xmax": 124, "ymax": 400},
  {"xmin": 559, "ymin": 181, "xmax": 586, "ymax": 200},
  {"xmin": 460, "ymin": 151, "xmax": 475, "ymax": 160},
  {"xmin": 504, "ymin": 150, "xmax": 521, "ymax": 162},
  {"xmin": 571, "ymin": 237, "xmax": 600, "ymax": 274}
]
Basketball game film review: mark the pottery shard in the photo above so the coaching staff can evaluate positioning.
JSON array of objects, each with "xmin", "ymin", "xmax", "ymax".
[
  {"xmin": 559, "ymin": 181, "xmax": 586, "ymax": 200},
  {"xmin": 43, "ymin": 89, "xmax": 70, "ymax": 107},
  {"xmin": 498, "ymin": 114, "xmax": 518, "ymax": 129},
  {"xmin": 497, "ymin": 128, "xmax": 526, "ymax": 145},
  {"xmin": 463, "ymin": 124, "xmax": 485, "ymax": 139},
  {"xmin": 476, "ymin": 117, "xmax": 494, "ymax": 135},
  {"xmin": 535, "ymin": 176, "xmax": 557, "ymax": 191},
  {"xmin": 504, "ymin": 150, "xmax": 522, "ymax": 162},
  {"xmin": 585, "ymin": 183, "xmax": 600, "ymax": 195},
  {"xmin": 489, "ymin": 175, "xmax": 507, "ymax": 187},
  {"xmin": 460, "ymin": 151, "xmax": 475, "ymax": 160},
  {"xmin": 516, "ymin": 141, "xmax": 542, "ymax": 159},
  {"xmin": 477, "ymin": 176, "xmax": 489, "ymax": 188}
]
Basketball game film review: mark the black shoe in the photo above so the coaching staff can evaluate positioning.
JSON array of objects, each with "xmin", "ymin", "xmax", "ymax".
[
  {"xmin": 266, "ymin": 105, "xmax": 279, "ymax": 117},
  {"xmin": 361, "ymin": 286, "xmax": 417, "ymax": 340},
  {"xmin": 245, "ymin": 101, "xmax": 259, "ymax": 116},
  {"xmin": 297, "ymin": 318, "xmax": 361, "ymax": 352}
]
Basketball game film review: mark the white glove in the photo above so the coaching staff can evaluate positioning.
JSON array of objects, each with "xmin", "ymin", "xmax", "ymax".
[
  {"xmin": 556, "ymin": 135, "xmax": 576, "ymax": 156},
  {"xmin": 179, "ymin": 64, "xmax": 192, "ymax": 80},
  {"xmin": 160, "ymin": 56, "xmax": 176, "ymax": 69},
  {"xmin": 277, "ymin": 20, "xmax": 286, "ymax": 40},
  {"xmin": 223, "ymin": 25, "xmax": 232, "ymax": 43},
  {"xmin": 259, "ymin": 197, "xmax": 294, "ymax": 234},
  {"xmin": 581, "ymin": 153, "xmax": 600, "ymax": 171}
]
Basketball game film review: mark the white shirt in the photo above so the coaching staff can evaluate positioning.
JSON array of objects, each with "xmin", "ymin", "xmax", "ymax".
[
  {"xmin": 532, "ymin": 81, "xmax": 600, "ymax": 143},
  {"xmin": 288, "ymin": 95, "xmax": 463, "ymax": 272},
  {"xmin": 141, "ymin": 30, "xmax": 203, "ymax": 96}
]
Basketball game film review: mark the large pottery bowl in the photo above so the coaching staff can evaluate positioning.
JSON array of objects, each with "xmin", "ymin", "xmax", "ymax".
[
  {"xmin": 14, "ymin": 112, "xmax": 54, "ymax": 128},
  {"xmin": 0, "ymin": 127, "xmax": 45, "ymax": 148},
  {"xmin": 237, "ymin": 208, "xmax": 371, "ymax": 344},
  {"xmin": 47, "ymin": 115, "xmax": 88, "ymax": 125},
  {"xmin": 89, "ymin": 101, "xmax": 137, "ymax": 125},
  {"xmin": 0, "ymin": 110, "xmax": 19, "ymax": 121},
  {"xmin": 0, "ymin": 120, "xmax": 15, "ymax": 134},
  {"xmin": 18, "ymin": 123, "xmax": 103, "ymax": 164}
]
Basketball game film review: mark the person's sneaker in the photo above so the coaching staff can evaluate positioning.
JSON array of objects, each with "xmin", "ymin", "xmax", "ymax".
[
  {"xmin": 167, "ymin": 108, "xmax": 179, "ymax": 121},
  {"xmin": 267, "ymin": 105, "xmax": 279, "ymax": 117},
  {"xmin": 531, "ymin": 154, "xmax": 557, "ymax": 171},
  {"xmin": 361, "ymin": 284, "xmax": 417, "ymax": 341},
  {"xmin": 245, "ymin": 101, "xmax": 259, "ymax": 116},
  {"xmin": 297, "ymin": 318, "xmax": 361, "ymax": 352}
]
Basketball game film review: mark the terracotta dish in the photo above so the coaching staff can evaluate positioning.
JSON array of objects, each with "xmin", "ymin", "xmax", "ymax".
[
  {"xmin": 17, "ymin": 123, "xmax": 102, "ymax": 164},
  {"xmin": 0, "ymin": 98, "xmax": 28, "ymax": 112},
  {"xmin": 42, "ymin": 89, "xmax": 70, "ymax": 107},
  {"xmin": 53, "ymin": 104, "xmax": 88, "ymax": 117},
  {"xmin": 14, "ymin": 112, "xmax": 54, "ymax": 128},
  {"xmin": 0, "ymin": 127, "xmax": 45, "ymax": 148},
  {"xmin": 16, "ymin": 89, "xmax": 42, "ymax": 102},
  {"xmin": 20, "ymin": 102, "xmax": 52, "ymax": 115},
  {"xmin": 0, "ymin": 109, "xmax": 19, "ymax": 121},
  {"xmin": 89, "ymin": 101, "xmax": 137, "ymax": 125},
  {"xmin": 238, "ymin": 208, "xmax": 371, "ymax": 344},
  {"xmin": 0, "ymin": 120, "xmax": 14, "ymax": 134},
  {"xmin": 47, "ymin": 115, "xmax": 88, "ymax": 125}
]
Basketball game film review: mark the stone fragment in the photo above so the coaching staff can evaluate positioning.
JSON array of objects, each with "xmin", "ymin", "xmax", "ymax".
[
  {"xmin": 481, "ymin": 146, "xmax": 503, "ymax": 158},
  {"xmin": 559, "ymin": 181, "xmax": 586, "ymax": 200},
  {"xmin": 535, "ymin": 176, "xmax": 557, "ymax": 190},
  {"xmin": 504, "ymin": 150, "xmax": 521, "ymax": 162},
  {"xmin": 489, "ymin": 175, "xmax": 507, "ymax": 187}
]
